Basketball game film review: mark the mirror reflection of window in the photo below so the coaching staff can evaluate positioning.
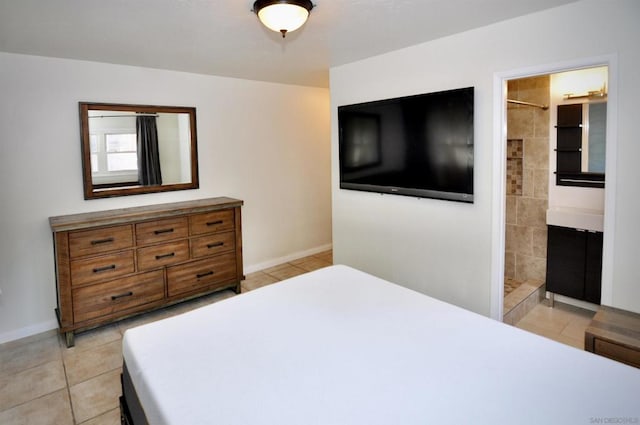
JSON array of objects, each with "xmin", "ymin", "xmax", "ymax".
[
  {"xmin": 87, "ymin": 111, "xmax": 192, "ymax": 186},
  {"xmin": 80, "ymin": 103, "xmax": 198, "ymax": 199},
  {"xmin": 88, "ymin": 112, "xmax": 139, "ymax": 186},
  {"xmin": 105, "ymin": 134, "xmax": 138, "ymax": 172}
]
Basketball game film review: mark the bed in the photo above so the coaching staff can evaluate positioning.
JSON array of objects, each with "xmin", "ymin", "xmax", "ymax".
[{"xmin": 121, "ymin": 265, "xmax": 640, "ymax": 424}]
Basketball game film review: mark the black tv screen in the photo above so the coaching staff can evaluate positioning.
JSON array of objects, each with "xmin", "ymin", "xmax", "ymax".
[{"xmin": 338, "ymin": 87, "xmax": 474, "ymax": 203}]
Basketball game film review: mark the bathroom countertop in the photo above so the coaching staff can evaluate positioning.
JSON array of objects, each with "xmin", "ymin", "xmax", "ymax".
[{"xmin": 546, "ymin": 207, "xmax": 604, "ymax": 232}]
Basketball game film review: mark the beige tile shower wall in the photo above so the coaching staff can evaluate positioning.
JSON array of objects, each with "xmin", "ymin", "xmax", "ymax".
[{"xmin": 505, "ymin": 76, "xmax": 550, "ymax": 283}]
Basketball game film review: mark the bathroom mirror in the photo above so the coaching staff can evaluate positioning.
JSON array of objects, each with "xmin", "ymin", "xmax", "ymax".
[
  {"xmin": 555, "ymin": 100, "xmax": 606, "ymax": 188},
  {"xmin": 79, "ymin": 102, "xmax": 199, "ymax": 199}
]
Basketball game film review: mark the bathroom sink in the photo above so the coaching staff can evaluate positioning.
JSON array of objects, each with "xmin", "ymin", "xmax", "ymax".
[{"xmin": 546, "ymin": 207, "xmax": 604, "ymax": 232}]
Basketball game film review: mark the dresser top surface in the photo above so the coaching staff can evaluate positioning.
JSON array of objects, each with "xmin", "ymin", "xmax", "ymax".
[
  {"xmin": 586, "ymin": 306, "xmax": 640, "ymax": 350},
  {"xmin": 49, "ymin": 197, "xmax": 243, "ymax": 232}
]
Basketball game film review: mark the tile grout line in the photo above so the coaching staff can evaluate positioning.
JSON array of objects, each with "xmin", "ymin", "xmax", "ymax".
[
  {"xmin": 60, "ymin": 332, "xmax": 124, "ymax": 424},
  {"xmin": 67, "ymin": 367, "xmax": 123, "ymax": 424},
  {"xmin": 0, "ymin": 336, "xmax": 68, "ymax": 416},
  {"xmin": 0, "ymin": 389, "xmax": 70, "ymax": 418},
  {"xmin": 0, "ymin": 359, "xmax": 67, "ymax": 412},
  {"xmin": 55, "ymin": 333, "xmax": 78, "ymax": 425}
]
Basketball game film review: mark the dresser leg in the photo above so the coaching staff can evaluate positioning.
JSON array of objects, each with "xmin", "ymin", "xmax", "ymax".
[{"xmin": 65, "ymin": 331, "xmax": 75, "ymax": 348}]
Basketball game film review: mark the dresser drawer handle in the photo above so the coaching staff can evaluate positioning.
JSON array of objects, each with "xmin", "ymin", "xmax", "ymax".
[
  {"xmin": 90, "ymin": 237, "xmax": 114, "ymax": 245},
  {"xmin": 111, "ymin": 291, "xmax": 133, "ymax": 301},
  {"xmin": 206, "ymin": 242, "xmax": 224, "ymax": 249},
  {"xmin": 206, "ymin": 220, "xmax": 223, "ymax": 226},
  {"xmin": 93, "ymin": 264, "xmax": 116, "ymax": 273},
  {"xmin": 196, "ymin": 271, "xmax": 214, "ymax": 279},
  {"xmin": 155, "ymin": 252, "xmax": 176, "ymax": 260},
  {"xmin": 154, "ymin": 228, "xmax": 174, "ymax": 235}
]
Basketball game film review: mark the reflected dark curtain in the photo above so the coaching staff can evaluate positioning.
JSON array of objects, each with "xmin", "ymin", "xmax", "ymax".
[{"xmin": 137, "ymin": 116, "xmax": 162, "ymax": 186}]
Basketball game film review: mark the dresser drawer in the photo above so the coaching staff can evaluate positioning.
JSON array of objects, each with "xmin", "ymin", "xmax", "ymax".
[
  {"xmin": 68, "ymin": 225, "xmax": 133, "ymax": 259},
  {"xmin": 71, "ymin": 250, "xmax": 135, "ymax": 286},
  {"xmin": 594, "ymin": 338, "xmax": 640, "ymax": 368},
  {"xmin": 136, "ymin": 217, "xmax": 188, "ymax": 245},
  {"xmin": 72, "ymin": 270, "xmax": 164, "ymax": 323},
  {"xmin": 167, "ymin": 252, "xmax": 236, "ymax": 297},
  {"xmin": 191, "ymin": 231, "xmax": 235, "ymax": 259},
  {"xmin": 137, "ymin": 240, "xmax": 190, "ymax": 271},
  {"xmin": 190, "ymin": 210, "xmax": 234, "ymax": 235}
]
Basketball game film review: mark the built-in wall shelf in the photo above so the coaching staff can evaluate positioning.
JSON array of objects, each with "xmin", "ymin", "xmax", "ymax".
[{"xmin": 506, "ymin": 139, "xmax": 523, "ymax": 196}]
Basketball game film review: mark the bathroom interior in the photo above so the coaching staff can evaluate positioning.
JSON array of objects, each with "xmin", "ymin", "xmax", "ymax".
[{"xmin": 503, "ymin": 66, "xmax": 608, "ymax": 324}]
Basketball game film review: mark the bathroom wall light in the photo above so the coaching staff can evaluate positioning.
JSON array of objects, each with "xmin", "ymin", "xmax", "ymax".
[
  {"xmin": 253, "ymin": 0, "xmax": 314, "ymax": 38},
  {"xmin": 553, "ymin": 66, "xmax": 608, "ymax": 100},
  {"xmin": 563, "ymin": 85, "xmax": 607, "ymax": 100}
]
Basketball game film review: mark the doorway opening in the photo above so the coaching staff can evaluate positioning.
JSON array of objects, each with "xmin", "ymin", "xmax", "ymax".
[{"xmin": 491, "ymin": 56, "xmax": 617, "ymax": 324}]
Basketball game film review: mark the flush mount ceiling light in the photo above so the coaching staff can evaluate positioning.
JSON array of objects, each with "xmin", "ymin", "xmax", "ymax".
[{"xmin": 253, "ymin": 0, "xmax": 314, "ymax": 38}]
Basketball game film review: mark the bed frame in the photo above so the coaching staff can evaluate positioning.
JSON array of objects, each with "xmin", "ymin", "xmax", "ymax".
[{"xmin": 120, "ymin": 364, "xmax": 149, "ymax": 425}]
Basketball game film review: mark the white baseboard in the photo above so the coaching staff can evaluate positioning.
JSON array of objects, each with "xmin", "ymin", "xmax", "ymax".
[
  {"xmin": 0, "ymin": 319, "xmax": 59, "ymax": 345},
  {"xmin": 244, "ymin": 243, "xmax": 333, "ymax": 274}
]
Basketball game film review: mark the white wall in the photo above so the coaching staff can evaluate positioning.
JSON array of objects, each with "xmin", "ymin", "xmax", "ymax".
[
  {"xmin": 330, "ymin": 0, "xmax": 640, "ymax": 316},
  {"xmin": 0, "ymin": 53, "xmax": 331, "ymax": 342}
]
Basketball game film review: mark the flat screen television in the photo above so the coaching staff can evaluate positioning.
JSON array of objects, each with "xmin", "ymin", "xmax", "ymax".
[{"xmin": 338, "ymin": 87, "xmax": 474, "ymax": 203}]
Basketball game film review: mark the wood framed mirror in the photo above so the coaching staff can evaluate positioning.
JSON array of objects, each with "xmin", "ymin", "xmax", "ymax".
[{"xmin": 79, "ymin": 102, "xmax": 199, "ymax": 199}]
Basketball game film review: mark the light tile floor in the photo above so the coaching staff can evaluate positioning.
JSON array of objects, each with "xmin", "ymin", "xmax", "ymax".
[
  {"xmin": 0, "ymin": 251, "xmax": 332, "ymax": 425},
  {"xmin": 514, "ymin": 300, "xmax": 596, "ymax": 349},
  {"xmin": 1, "ymin": 249, "xmax": 597, "ymax": 423}
]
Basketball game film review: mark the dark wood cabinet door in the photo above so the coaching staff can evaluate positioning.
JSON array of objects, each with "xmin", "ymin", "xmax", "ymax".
[
  {"xmin": 584, "ymin": 231, "xmax": 603, "ymax": 304},
  {"xmin": 546, "ymin": 225, "xmax": 587, "ymax": 299}
]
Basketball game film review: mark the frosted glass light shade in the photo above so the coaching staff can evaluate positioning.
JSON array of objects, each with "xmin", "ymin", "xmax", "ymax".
[{"xmin": 253, "ymin": 0, "xmax": 314, "ymax": 37}]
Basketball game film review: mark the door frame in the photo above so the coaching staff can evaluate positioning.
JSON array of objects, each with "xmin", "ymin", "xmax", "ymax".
[{"xmin": 490, "ymin": 54, "xmax": 618, "ymax": 320}]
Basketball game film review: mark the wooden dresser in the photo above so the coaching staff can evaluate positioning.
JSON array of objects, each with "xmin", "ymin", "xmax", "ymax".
[
  {"xmin": 585, "ymin": 306, "xmax": 640, "ymax": 368},
  {"xmin": 50, "ymin": 197, "xmax": 243, "ymax": 347}
]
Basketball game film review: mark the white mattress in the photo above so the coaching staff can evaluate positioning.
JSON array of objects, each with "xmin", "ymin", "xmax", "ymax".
[{"xmin": 123, "ymin": 265, "xmax": 640, "ymax": 424}]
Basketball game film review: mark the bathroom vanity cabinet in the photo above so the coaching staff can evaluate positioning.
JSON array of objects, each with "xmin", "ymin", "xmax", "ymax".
[{"xmin": 545, "ymin": 225, "xmax": 602, "ymax": 304}]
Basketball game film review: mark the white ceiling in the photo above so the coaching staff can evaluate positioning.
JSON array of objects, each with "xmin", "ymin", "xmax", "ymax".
[{"xmin": 0, "ymin": 0, "xmax": 579, "ymax": 88}]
